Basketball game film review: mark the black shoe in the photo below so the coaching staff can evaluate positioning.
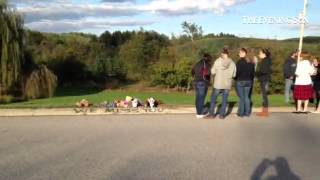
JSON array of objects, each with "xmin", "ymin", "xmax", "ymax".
[
  {"xmin": 204, "ymin": 115, "xmax": 216, "ymax": 119},
  {"xmin": 235, "ymin": 114, "xmax": 244, "ymax": 118}
]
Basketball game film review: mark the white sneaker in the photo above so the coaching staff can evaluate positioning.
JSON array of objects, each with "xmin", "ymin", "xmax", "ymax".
[{"xmin": 196, "ymin": 115, "xmax": 205, "ymax": 119}]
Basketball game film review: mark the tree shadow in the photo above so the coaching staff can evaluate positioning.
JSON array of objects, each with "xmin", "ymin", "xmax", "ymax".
[
  {"xmin": 225, "ymin": 101, "xmax": 236, "ymax": 116},
  {"xmin": 54, "ymin": 87, "xmax": 104, "ymax": 97},
  {"xmin": 216, "ymin": 101, "xmax": 236, "ymax": 117},
  {"xmin": 251, "ymin": 157, "xmax": 300, "ymax": 180},
  {"xmin": 204, "ymin": 101, "xmax": 236, "ymax": 117}
]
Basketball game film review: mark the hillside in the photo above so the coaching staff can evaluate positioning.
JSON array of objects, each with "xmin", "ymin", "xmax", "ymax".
[{"xmin": 24, "ymin": 30, "xmax": 320, "ymax": 94}]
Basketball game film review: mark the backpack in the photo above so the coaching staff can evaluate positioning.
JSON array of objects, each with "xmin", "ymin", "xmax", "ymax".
[{"xmin": 200, "ymin": 60, "xmax": 210, "ymax": 81}]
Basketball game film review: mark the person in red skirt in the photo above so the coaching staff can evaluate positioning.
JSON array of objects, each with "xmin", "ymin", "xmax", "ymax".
[{"xmin": 294, "ymin": 52, "xmax": 317, "ymax": 114}]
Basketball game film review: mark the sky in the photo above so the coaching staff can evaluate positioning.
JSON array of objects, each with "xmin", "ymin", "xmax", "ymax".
[{"xmin": 8, "ymin": 0, "xmax": 320, "ymax": 39}]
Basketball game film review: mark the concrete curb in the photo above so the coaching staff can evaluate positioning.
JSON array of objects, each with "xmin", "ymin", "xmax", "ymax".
[{"xmin": 0, "ymin": 107, "xmax": 296, "ymax": 117}]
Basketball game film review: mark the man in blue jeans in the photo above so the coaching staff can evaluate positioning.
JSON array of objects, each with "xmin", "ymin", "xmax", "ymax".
[
  {"xmin": 206, "ymin": 48, "xmax": 236, "ymax": 119},
  {"xmin": 192, "ymin": 53, "xmax": 212, "ymax": 119},
  {"xmin": 283, "ymin": 51, "xmax": 297, "ymax": 104}
]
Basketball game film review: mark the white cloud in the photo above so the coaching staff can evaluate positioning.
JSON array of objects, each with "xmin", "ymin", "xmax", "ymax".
[
  {"xmin": 144, "ymin": 0, "xmax": 253, "ymax": 16},
  {"xmin": 17, "ymin": 0, "xmax": 254, "ymax": 23},
  {"xmin": 11, "ymin": 0, "xmax": 255, "ymax": 33},
  {"xmin": 24, "ymin": 18, "xmax": 155, "ymax": 33},
  {"xmin": 101, "ymin": 0, "xmax": 136, "ymax": 2},
  {"xmin": 18, "ymin": 3, "xmax": 141, "ymax": 23},
  {"xmin": 9, "ymin": 0, "xmax": 71, "ymax": 4}
]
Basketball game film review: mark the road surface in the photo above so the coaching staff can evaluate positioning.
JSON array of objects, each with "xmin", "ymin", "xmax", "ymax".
[{"xmin": 0, "ymin": 114, "xmax": 319, "ymax": 180}]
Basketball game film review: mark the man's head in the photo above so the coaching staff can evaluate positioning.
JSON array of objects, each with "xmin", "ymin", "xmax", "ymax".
[{"xmin": 290, "ymin": 50, "xmax": 298, "ymax": 59}]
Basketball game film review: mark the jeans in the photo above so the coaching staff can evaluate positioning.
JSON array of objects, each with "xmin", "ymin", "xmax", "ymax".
[
  {"xmin": 209, "ymin": 89, "xmax": 229, "ymax": 117},
  {"xmin": 285, "ymin": 79, "xmax": 293, "ymax": 103},
  {"xmin": 260, "ymin": 81, "xmax": 269, "ymax": 108},
  {"xmin": 236, "ymin": 81, "xmax": 253, "ymax": 117},
  {"xmin": 194, "ymin": 82, "xmax": 208, "ymax": 115}
]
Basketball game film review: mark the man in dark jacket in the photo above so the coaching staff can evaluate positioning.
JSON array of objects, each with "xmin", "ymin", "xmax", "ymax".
[
  {"xmin": 283, "ymin": 51, "xmax": 297, "ymax": 104},
  {"xmin": 192, "ymin": 53, "xmax": 212, "ymax": 119}
]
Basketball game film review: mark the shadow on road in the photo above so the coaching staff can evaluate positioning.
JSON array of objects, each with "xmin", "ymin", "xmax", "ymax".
[
  {"xmin": 204, "ymin": 101, "xmax": 236, "ymax": 117},
  {"xmin": 251, "ymin": 157, "xmax": 300, "ymax": 180},
  {"xmin": 225, "ymin": 101, "xmax": 236, "ymax": 117}
]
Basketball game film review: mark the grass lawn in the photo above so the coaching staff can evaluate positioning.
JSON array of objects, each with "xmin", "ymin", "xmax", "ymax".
[{"xmin": 0, "ymin": 87, "xmax": 293, "ymax": 109}]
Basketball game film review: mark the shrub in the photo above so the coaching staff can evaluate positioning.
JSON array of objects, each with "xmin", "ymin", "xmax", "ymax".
[
  {"xmin": 0, "ymin": 95, "xmax": 13, "ymax": 104},
  {"xmin": 24, "ymin": 65, "xmax": 58, "ymax": 99}
]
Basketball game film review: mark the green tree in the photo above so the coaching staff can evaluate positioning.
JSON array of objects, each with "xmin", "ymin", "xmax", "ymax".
[
  {"xmin": 119, "ymin": 31, "xmax": 168, "ymax": 80},
  {"xmin": 0, "ymin": 0, "xmax": 24, "ymax": 94},
  {"xmin": 24, "ymin": 65, "xmax": 57, "ymax": 99},
  {"xmin": 181, "ymin": 21, "xmax": 203, "ymax": 42},
  {"xmin": 119, "ymin": 34, "xmax": 146, "ymax": 80},
  {"xmin": 175, "ymin": 57, "xmax": 194, "ymax": 91}
]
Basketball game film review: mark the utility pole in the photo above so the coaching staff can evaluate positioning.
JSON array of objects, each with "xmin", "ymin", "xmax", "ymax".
[{"xmin": 297, "ymin": 0, "xmax": 308, "ymax": 62}]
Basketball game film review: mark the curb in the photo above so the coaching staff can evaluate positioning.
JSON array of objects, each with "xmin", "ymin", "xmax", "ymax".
[{"xmin": 0, "ymin": 107, "xmax": 295, "ymax": 117}]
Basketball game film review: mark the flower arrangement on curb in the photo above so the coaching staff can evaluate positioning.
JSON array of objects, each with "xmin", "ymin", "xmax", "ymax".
[{"xmin": 74, "ymin": 96, "xmax": 164, "ymax": 114}]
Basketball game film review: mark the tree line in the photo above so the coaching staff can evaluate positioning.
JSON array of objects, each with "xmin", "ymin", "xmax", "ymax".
[{"xmin": 24, "ymin": 26, "xmax": 320, "ymax": 94}]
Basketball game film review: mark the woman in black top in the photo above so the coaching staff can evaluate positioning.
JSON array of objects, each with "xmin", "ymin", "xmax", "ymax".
[
  {"xmin": 256, "ymin": 48, "xmax": 272, "ymax": 117},
  {"xmin": 312, "ymin": 57, "xmax": 320, "ymax": 113},
  {"xmin": 235, "ymin": 48, "xmax": 255, "ymax": 117}
]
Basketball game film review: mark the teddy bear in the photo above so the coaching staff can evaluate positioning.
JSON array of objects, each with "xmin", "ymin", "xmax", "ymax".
[
  {"xmin": 132, "ymin": 98, "xmax": 143, "ymax": 108},
  {"xmin": 145, "ymin": 97, "xmax": 162, "ymax": 112},
  {"xmin": 76, "ymin": 99, "xmax": 92, "ymax": 108}
]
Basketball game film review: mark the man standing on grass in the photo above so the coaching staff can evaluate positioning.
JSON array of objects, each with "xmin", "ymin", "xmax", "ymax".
[
  {"xmin": 206, "ymin": 48, "xmax": 236, "ymax": 119},
  {"xmin": 192, "ymin": 53, "xmax": 212, "ymax": 119},
  {"xmin": 283, "ymin": 51, "xmax": 298, "ymax": 104}
]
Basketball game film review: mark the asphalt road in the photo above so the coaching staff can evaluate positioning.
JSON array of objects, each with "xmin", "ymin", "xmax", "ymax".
[{"xmin": 0, "ymin": 114, "xmax": 319, "ymax": 180}]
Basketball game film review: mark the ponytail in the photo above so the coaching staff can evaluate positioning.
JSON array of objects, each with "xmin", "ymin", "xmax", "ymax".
[{"xmin": 260, "ymin": 48, "xmax": 271, "ymax": 58}]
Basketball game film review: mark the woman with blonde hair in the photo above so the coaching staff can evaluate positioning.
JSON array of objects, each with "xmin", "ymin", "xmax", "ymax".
[{"xmin": 294, "ymin": 52, "xmax": 316, "ymax": 114}]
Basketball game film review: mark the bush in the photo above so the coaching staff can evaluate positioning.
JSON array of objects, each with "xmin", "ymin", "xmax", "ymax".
[
  {"xmin": 24, "ymin": 65, "xmax": 58, "ymax": 99},
  {"xmin": 0, "ymin": 95, "xmax": 14, "ymax": 104}
]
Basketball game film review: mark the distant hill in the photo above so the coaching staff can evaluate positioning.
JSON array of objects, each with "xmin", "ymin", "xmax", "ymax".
[
  {"xmin": 175, "ymin": 36, "xmax": 320, "ymax": 61},
  {"xmin": 283, "ymin": 36, "xmax": 320, "ymax": 44}
]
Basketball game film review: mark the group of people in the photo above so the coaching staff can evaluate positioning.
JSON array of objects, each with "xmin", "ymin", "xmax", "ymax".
[
  {"xmin": 192, "ymin": 48, "xmax": 320, "ymax": 119},
  {"xmin": 284, "ymin": 51, "xmax": 320, "ymax": 113}
]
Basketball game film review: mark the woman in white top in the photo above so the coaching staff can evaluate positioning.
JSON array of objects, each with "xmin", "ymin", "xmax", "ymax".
[{"xmin": 294, "ymin": 52, "xmax": 316, "ymax": 113}]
